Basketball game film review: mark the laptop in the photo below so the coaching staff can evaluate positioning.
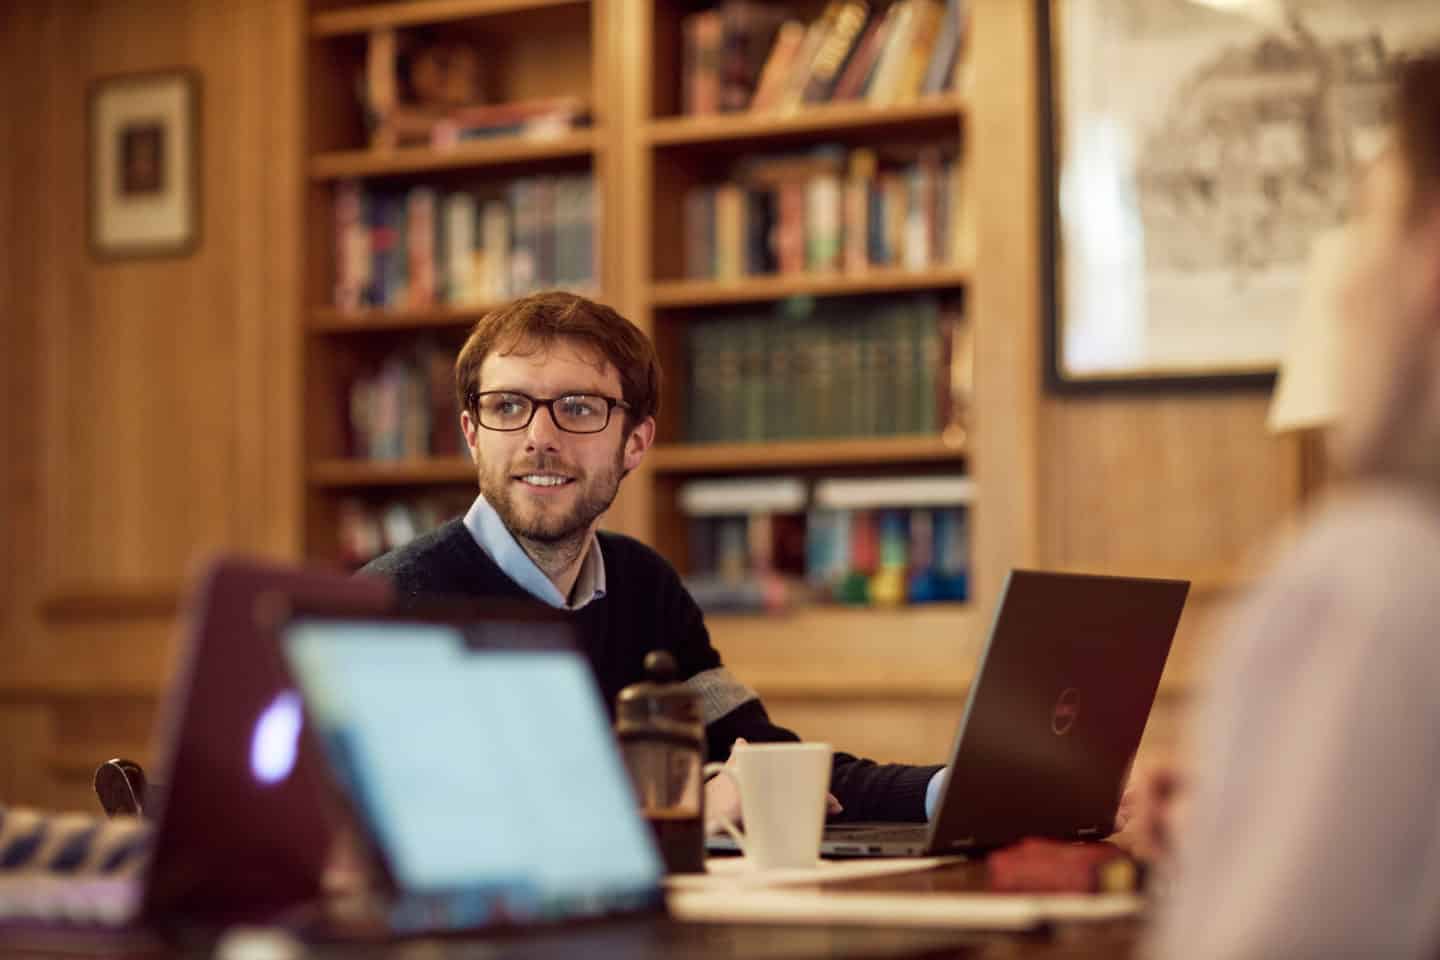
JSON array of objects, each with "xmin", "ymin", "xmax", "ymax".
[
  {"xmin": 276, "ymin": 606, "xmax": 668, "ymax": 937},
  {"xmin": 0, "ymin": 556, "xmax": 392, "ymax": 939},
  {"xmin": 774, "ymin": 569, "xmax": 1186, "ymax": 858}
]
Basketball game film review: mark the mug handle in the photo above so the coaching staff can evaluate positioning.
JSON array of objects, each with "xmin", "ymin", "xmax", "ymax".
[{"xmin": 702, "ymin": 761, "xmax": 746, "ymax": 855}]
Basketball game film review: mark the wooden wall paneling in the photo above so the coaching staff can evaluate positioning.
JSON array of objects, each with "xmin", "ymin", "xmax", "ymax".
[
  {"xmin": 1, "ymin": 0, "xmax": 303, "ymax": 807},
  {"xmin": 1038, "ymin": 394, "xmax": 1301, "ymax": 578},
  {"xmin": 0, "ymin": 706, "xmax": 58, "ymax": 810}
]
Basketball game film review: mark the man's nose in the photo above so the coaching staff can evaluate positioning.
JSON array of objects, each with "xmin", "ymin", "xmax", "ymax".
[{"xmin": 525, "ymin": 403, "xmax": 563, "ymax": 448}]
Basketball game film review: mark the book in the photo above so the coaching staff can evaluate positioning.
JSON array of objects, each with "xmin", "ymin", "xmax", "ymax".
[
  {"xmin": 749, "ymin": 21, "xmax": 806, "ymax": 113},
  {"xmin": 721, "ymin": 1, "xmax": 789, "ymax": 111},
  {"xmin": 679, "ymin": 477, "xmax": 808, "ymax": 516},
  {"xmin": 684, "ymin": 10, "xmax": 725, "ymax": 115},
  {"xmin": 894, "ymin": 0, "xmax": 945, "ymax": 103},
  {"xmin": 801, "ymin": 0, "xmax": 871, "ymax": 104},
  {"xmin": 813, "ymin": 475, "xmax": 975, "ymax": 510},
  {"xmin": 830, "ymin": 4, "xmax": 895, "ymax": 101}
]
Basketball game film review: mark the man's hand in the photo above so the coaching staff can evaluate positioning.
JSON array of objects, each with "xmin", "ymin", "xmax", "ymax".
[
  {"xmin": 704, "ymin": 738, "xmax": 842, "ymax": 835},
  {"xmin": 1114, "ymin": 765, "xmax": 1187, "ymax": 862}
]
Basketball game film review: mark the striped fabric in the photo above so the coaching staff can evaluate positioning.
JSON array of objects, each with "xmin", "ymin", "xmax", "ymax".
[{"xmin": 0, "ymin": 807, "xmax": 151, "ymax": 877}]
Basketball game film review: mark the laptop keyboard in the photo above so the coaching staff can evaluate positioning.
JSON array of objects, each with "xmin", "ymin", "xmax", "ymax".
[{"xmin": 824, "ymin": 825, "xmax": 928, "ymax": 844}]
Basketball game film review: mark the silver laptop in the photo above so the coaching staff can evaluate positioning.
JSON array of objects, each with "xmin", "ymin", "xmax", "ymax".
[
  {"xmin": 279, "ymin": 609, "xmax": 667, "ymax": 935},
  {"xmin": 755, "ymin": 569, "xmax": 1186, "ymax": 858}
]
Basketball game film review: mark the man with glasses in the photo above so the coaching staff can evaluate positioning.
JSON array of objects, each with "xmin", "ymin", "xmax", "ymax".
[{"xmin": 361, "ymin": 290, "xmax": 944, "ymax": 826}]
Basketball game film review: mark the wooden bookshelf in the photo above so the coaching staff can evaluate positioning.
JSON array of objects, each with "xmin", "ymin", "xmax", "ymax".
[
  {"xmin": 649, "ymin": 435, "xmax": 966, "ymax": 475},
  {"xmin": 309, "ymin": 131, "xmax": 598, "ymax": 180},
  {"xmin": 311, "ymin": 0, "xmax": 586, "ymax": 36},
  {"xmin": 647, "ymin": 96, "xmax": 965, "ymax": 148},
  {"xmin": 650, "ymin": 267, "xmax": 969, "ymax": 307},
  {"xmin": 310, "ymin": 457, "xmax": 475, "ymax": 488}
]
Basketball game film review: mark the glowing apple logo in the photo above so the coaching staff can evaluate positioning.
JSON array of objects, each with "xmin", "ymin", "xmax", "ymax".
[{"xmin": 250, "ymin": 691, "xmax": 303, "ymax": 785}]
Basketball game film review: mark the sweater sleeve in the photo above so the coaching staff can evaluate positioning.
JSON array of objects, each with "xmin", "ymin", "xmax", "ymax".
[{"xmin": 656, "ymin": 551, "xmax": 943, "ymax": 823}]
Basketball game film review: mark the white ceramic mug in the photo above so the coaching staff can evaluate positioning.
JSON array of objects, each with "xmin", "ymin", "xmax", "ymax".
[{"xmin": 703, "ymin": 742, "xmax": 833, "ymax": 869}]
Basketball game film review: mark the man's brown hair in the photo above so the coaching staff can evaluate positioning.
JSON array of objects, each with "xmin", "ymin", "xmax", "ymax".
[
  {"xmin": 1396, "ymin": 51, "xmax": 1440, "ymax": 207},
  {"xmin": 454, "ymin": 291, "xmax": 661, "ymax": 428}
]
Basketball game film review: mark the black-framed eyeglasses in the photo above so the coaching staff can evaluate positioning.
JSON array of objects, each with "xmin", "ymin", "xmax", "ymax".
[{"xmin": 468, "ymin": 390, "xmax": 631, "ymax": 434}]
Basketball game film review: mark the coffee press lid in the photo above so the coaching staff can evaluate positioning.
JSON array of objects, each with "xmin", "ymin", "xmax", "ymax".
[{"xmin": 616, "ymin": 650, "xmax": 703, "ymax": 736}]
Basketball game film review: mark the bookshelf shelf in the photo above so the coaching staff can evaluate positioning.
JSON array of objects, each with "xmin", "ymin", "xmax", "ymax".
[
  {"xmin": 649, "ymin": 268, "xmax": 969, "ymax": 307},
  {"xmin": 649, "ymin": 435, "xmax": 966, "ymax": 475},
  {"xmin": 310, "ymin": 458, "xmax": 475, "ymax": 488},
  {"xmin": 310, "ymin": 0, "xmax": 587, "ymax": 36},
  {"xmin": 647, "ymin": 97, "xmax": 965, "ymax": 149},
  {"xmin": 310, "ymin": 305, "xmax": 504, "ymax": 333},
  {"xmin": 309, "ymin": 131, "xmax": 597, "ymax": 180}
]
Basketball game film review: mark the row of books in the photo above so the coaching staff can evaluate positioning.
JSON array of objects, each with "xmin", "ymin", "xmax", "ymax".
[
  {"xmin": 685, "ymin": 147, "xmax": 970, "ymax": 280},
  {"xmin": 682, "ymin": 474, "xmax": 972, "ymax": 610},
  {"xmin": 336, "ymin": 494, "xmax": 473, "ymax": 569},
  {"xmin": 347, "ymin": 340, "xmax": 464, "ymax": 462},
  {"xmin": 682, "ymin": 0, "xmax": 970, "ymax": 115},
  {"xmin": 685, "ymin": 294, "xmax": 971, "ymax": 443},
  {"xmin": 361, "ymin": 26, "xmax": 590, "ymax": 149},
  {"xmin": 333, "ymin": 176, "xmax": 600, "ymax": 312}
]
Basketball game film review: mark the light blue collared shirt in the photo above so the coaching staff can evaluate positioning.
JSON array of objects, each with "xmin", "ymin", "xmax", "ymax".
[{"xmin": 462, "ymin": 495, "xmax": 607, "ymax": 610}]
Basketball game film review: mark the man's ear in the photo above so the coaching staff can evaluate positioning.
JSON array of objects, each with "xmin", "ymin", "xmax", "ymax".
[
  {"xmin": 460, "ymin": 410, "xmax": 480, "ymax": 465},
  {"xmin": 622, "ymin": 416, "xmax": 656, "ymax": 473}
]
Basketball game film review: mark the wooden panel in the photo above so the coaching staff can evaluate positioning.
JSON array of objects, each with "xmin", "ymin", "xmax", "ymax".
[
  {"xmin": 1039, "ymin": 394, "xmax": 1301, "ymax": 581},
  {"xmin": 311, "ymin": 0, "xmax": 587, "ymax": 35},
  {"xmin": 0, "ymin": 0, "xmax": 302, "ymax": 806},
  {"xmin": 647, "ymin": 96, "xmax": 966, "ymax": 147},
  {"xmin": 649, "ymin": 268, "xmax": 970, "ymax": 307},
  {"xmin": 0, "ymin": 706, "xmax": 57, "ymax": 809}
]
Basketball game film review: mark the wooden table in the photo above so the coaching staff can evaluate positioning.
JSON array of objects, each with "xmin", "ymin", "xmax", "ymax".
[{"xmin": 0, "ymin": 859, "xmax": 1146, "ymax": 959}]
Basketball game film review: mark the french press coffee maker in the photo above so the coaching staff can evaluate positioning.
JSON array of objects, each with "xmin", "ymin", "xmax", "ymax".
[{"xmin": 615, "ymin": 650, "xmax": 706, "ymax": 874}]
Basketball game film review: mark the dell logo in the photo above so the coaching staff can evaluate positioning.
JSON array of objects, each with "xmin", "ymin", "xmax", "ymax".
[{"xmin": 1052, "ymin": 687, "xmax": 1080, "ymax": 736}]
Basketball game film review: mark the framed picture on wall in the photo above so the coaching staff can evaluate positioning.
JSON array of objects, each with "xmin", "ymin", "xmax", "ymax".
[
  {"xmin": 89, "ymin": 70, "xmax": 200, "ymax": 259},
  {"xmin": 1041, "ymin": 0, "xmax": 1440, "ymax": 391}
]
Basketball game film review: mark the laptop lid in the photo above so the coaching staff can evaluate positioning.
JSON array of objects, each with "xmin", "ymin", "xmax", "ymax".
[
  {"xmin": 926, "ymin": 569, "xmax": 1188, "ymax": 852},
  {"xmin": 279, "ymin": 609, "xmax": 666, "ymax": 934},
  {"xmin": 138, "ymin": 556, "xmax": 392, "ymax": 926}
]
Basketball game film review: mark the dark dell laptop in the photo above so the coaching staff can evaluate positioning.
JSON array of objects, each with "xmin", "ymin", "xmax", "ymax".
[{"xmin": 807, "ymin": 569, "xmax": 1186, "ymax": 857}]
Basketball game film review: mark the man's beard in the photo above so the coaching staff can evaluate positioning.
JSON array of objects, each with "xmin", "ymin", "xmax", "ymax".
[{"xmin": 479, "ymin": 445, "xmax": 626, "ymax": 550}]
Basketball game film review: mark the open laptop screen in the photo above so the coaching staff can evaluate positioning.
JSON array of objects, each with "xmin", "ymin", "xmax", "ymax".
[{"xmin": 281, "ymin": 616, "xmax": 663, "ymax": 928}]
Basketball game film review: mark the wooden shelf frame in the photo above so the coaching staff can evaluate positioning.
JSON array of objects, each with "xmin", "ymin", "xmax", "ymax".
[
  {"xmin": 309, "ymin": 130, "xmax": 598, "ymax": 180},
  {"xmin": 649, "ymin": 435, "xmax": 967, "ymax": 475},
  {"xmin": 647, "ymin": 96, "xmax": 966, "ymax": 148},
  {"xmin": 650, "ymin": 268, "xmax": 969, "ymax": 308},
  {"xmin": 310, "ymin": 457, "xmax": 476, "ymax": 488},
  {"xmin": 311, "ymin": 0, "xmax": 588, "ymax": 36},
  {"xmin": 311, "ymin": 305, "xmax": 505, "ymax": 333}
]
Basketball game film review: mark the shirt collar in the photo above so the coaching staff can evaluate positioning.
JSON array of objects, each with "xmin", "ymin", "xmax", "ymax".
[{"xmin": 462, "ymin": 494, "xmax": 607, "ymax": 610}]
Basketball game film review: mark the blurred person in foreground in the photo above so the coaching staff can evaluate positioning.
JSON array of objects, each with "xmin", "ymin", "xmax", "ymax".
[{"xmin": 1147, "ymin": 52, "xmax": 1440, "ymax": 958}]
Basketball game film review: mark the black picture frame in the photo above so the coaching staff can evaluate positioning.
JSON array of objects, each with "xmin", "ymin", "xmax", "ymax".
[{"xmin": 88, "ymin": 69, "xmax": 202, "ymax": 260}]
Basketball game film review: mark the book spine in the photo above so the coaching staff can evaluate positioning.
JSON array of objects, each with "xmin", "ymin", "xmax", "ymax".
[
  {"xmin": 443, "ymin": 192, "xmax": 477, "ymax": 306},
  {"xmin": 481, "ymin": 200, "xmax": 511, "ymax": 302}
]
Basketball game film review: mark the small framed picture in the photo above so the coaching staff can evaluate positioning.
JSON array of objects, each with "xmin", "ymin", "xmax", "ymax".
[{"xmin": 89, "ymin": 70, "xmax": 200, "ymax": 259}]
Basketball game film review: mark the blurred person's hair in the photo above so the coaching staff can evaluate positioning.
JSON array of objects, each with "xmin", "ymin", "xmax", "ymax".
[
  {"xmin": 454, "ymin": 291, "xmax": 661, "ymax": 431},
  {"xmin": 1396, "ymin": 51, "xmax": 1440, "ymax": 208}
]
